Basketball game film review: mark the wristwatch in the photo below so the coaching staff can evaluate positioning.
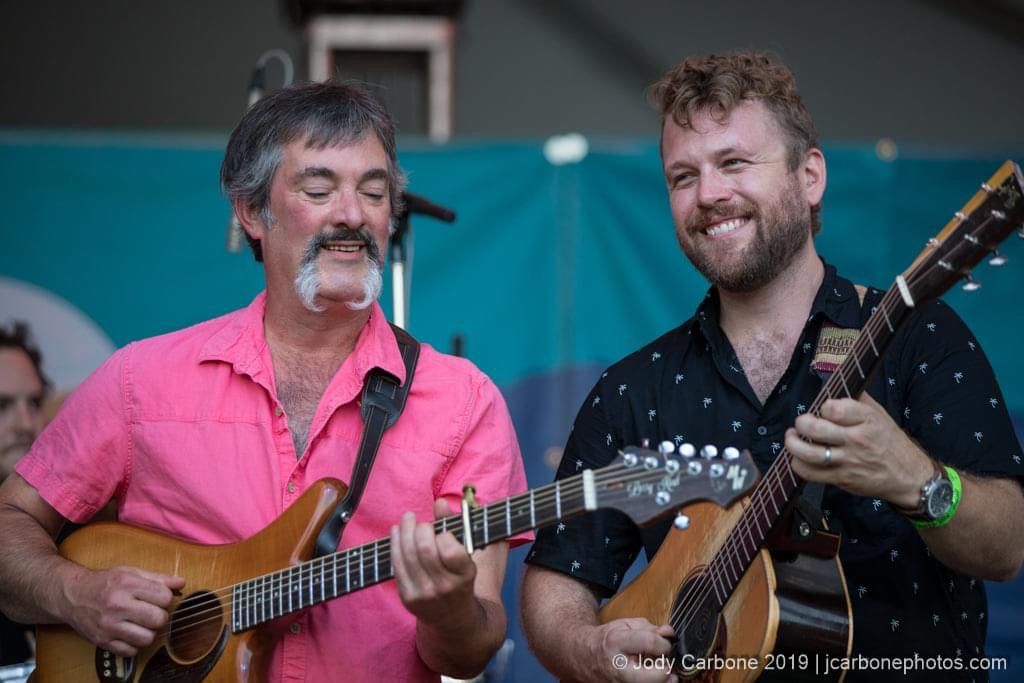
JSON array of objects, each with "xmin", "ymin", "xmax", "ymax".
[{"xmin": 896, "ymin": 466, "xmax": 955, "ymax": 522}]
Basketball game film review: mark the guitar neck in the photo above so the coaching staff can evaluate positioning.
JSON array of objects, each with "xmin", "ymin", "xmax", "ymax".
[
  {"xmin": 707, "ymin": 284, "xmax": 913, "ymax": 606},
  {"xmin": 230, "ymin": 473, "xmax": 592, "ymax": 630}
]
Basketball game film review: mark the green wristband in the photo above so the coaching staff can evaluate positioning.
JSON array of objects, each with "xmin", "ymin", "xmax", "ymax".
[{"xmin": 911, "ymin": 466, "xmax": 962, "ymax": 529}]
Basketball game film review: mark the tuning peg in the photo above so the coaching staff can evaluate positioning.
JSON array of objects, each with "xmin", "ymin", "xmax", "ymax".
[
  {"xmin": 679, "ymin": 443, "xmax": 696, "ymax": 458},
  {"xmin": 961, "ymin": 275, "xmax": 982, "ymax": 292},
  {"xmin": 641, "ymin": 438, "xmax": 650, "ymax": 448},
  {"xmin": 723, "ymin": 447, "xmax": 740, "ymax": 460},
  {"xmin": 700, "ymin": 445, "xmax": 719, "ymax": 459},
  {"xmin": 673, "ymin": 513, "xmax": 690, "ymax": 530},
  {"xmin": 658, "ymin": 440, "xmax": 676, "ymax": 454},
  {"xmin": 989, "ymin": 250, "xmax": 1008, "ymax": 266}
]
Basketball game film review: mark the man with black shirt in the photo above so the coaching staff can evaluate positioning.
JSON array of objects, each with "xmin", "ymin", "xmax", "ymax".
[{"xmin": 521, "ymin": 51, "xmax": 1024, "ymax": 682}]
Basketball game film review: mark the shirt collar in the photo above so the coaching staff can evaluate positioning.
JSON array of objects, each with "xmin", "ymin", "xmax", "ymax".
[
  {"xmin": 199, "ymin": 293, "xmax": 407, "ymax": 386},
  {"xmin": 692, "ymin": 258, "xmax": 864, "ymax": 346}
]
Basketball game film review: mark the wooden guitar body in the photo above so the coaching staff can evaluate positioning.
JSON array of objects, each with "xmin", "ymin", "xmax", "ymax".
[
  {"xmin": 32, "ymin": 479, "xmax": 346, "ymax": 683},
  {"xmin": 30, "ymin": 444, "xmax": 758, "ymax": 682},
  {"xmin": 599, "ymin": 500, "xmax": 852, "ymax": 682}
]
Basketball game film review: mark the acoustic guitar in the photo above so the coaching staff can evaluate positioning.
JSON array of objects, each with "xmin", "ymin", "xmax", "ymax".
[
  {"xmin": 32, "ymin": 443, "xmax": 757, "ymax": 682},
  {"xmin": 600, "ymin": 161, "xmax": 1024, "ymax": 682}
]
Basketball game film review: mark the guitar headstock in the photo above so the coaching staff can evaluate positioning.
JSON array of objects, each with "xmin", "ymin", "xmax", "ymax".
[
  {"xmin": 902, "ymin": 161, "xmax": 1024, "ymax": 304},
  {"xmin": 593, "ymin": 442, "xmax": 758, "ymax": 527}
]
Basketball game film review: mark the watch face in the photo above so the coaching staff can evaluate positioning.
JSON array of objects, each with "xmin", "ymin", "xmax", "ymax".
[{"xmin": 927, "ymin": 480, "xmax": 954, "ymax": 519}]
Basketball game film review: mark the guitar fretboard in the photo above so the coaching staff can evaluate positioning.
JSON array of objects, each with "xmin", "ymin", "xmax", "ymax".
[
  {"xmin": 700, "ymin": 284, "xmax": 911, "ymax": 609},
  {"xmin": 229, "ymin": 473, "xmax": 593, "ymax": 631}
]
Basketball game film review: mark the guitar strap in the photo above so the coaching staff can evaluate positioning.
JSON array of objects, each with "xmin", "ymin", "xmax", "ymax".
[
  {"xmin": 796, "ymin": 286, "xmax": 872, "ymax": 531},
  {"xmin": 314, "ymin": 323, "xmax": 421, "ymax": 558}
]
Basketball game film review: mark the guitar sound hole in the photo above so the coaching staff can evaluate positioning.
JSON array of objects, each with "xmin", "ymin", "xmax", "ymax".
[
  {"xmin": 168, "ymin": 591, "xmax": 224, "ymax": 662},
  {"xmin": 671, "ymin": 572, "xmax": 721, "ymax": 663}
]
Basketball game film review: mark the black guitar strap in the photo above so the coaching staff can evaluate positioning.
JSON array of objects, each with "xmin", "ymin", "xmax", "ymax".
[{"xmin": 314, "ymin": 323, "xmax": 420, "ymax": 558}]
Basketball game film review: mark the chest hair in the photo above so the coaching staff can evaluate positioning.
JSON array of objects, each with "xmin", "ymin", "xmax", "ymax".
[
  {"xmin": 274, "ymin": 354, "xmax": 340, "ymax": 457},
  {"xmin": 733, "ymin": 330, "xmax": 800, "ymax": 405}
]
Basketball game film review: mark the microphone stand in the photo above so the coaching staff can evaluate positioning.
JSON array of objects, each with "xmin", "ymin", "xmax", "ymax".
[
  {"xmin": 226, "ymin": 50, "xmax": 294, "ymax": 253},
  {"xmin": 391, "ymin": 192, "xmax": 456, "ymax": 330}
]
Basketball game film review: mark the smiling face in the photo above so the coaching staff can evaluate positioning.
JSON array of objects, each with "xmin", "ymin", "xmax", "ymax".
[
  {"xmin": 245, "ymin": 133, "xmax": 393, "ymax": 314},
  {"xmin": 662, "ymin": 100, "xmax": 825, "ymax": 293}
]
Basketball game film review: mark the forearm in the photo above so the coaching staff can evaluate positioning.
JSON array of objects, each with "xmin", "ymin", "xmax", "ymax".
[
  {"xmin": 520, "ymin": 565, "xmax": 602, "ymax": 682},
  {"xmin": 415, "ymin": 595, "xmax": 505, "ymax": 678},
  {"xmin": 917, "ymin": 473, "xmax": 1024, "ymax": 581},
  {"xmin": 0, "ymin": 502, "xmax": 78, "ymax": 624}
]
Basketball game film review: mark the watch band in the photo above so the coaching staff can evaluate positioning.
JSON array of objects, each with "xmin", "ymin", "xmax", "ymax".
[
  {"xmin": 910, "ymin": 466, "xmax": 962, "ymax": 529},
  {"xmin": 893, "ymin": 465, "xmax": 943, "ymax": 519}
]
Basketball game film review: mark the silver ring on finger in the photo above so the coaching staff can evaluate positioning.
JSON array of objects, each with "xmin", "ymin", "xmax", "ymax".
[{"xmin": 823, "ymin": 446, "xmax": 833, "ymax": 466}]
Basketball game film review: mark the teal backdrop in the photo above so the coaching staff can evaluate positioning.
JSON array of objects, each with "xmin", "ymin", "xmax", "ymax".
[{"xmin": 1, "ymin": 132, "xmax": 1022, "ymax": 680}]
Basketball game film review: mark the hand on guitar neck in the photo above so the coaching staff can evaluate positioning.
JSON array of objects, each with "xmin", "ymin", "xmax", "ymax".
[
  {"xmin": 391, "ymin": 498, "xmax": 508, "ymax": 679},
  {"xmin": 785, "ymin": 393, "xmax": 934, "ymax": 508}
]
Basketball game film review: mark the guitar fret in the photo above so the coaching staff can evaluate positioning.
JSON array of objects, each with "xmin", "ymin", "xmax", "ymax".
[
  {"xmin": 359, "ymin": 547, "xmax": 365, "ymax": 588},
  {"xmin": 529, "ymin": 489, "xmax": 536, "ymax": 528},
  {"xmin": 864, "ymin": 327, "xmax": 879, "ymax": 358},
  {"xmin": 346, "ymin": 550, "xmax": 351, "ymax": 593},
  {"xmin": 852, "ymin": 350, "xmax": 865, "ymax": 379},
  {"xmin": 315, "ymin": 557, "xmax": 323, "ymax": 602},
  {"xmin": 838, "ymin": 370, "xmax": 851, "ymax": 398},
  {"xmin": 248, "ymin": 579, "xmax": 256, "ymax": 627},
  {"xmin": 506, "ymin": 498, "xmax": 512, "ymax": 537},
  {"xmin": 882, "ymin": 301, "xmax": 895, "ymax": 332},
  {"xmin": 374, "ymin": 543, "xmax": 380, "ymax": 584},
  {"xmin": 332, "ymin": 555, "xmax": 338, "ymax": 598},
  {"xmin": 555, "ymin": 481, "xmax": 562, "ymax": 519},
  {"xmin": 482, "ymin": 505, "xmax": 489, "ymax": 545}
]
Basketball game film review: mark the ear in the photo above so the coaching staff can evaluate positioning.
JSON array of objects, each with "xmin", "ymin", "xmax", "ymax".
[
  {"xmin": 233, "ymin": 198, "xmax": 268, "ymax": 242},
  {"xmin": 800, "ymin": 147, "xmax": 827, "ymax": 208}
]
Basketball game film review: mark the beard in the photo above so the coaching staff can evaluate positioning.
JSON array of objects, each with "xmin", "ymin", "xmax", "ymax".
[
  {"xmin": 677, "ymin": 177, "xmax": 812, "ymax": 293},
  {"xmin": 294, "ymin": 227, "xmax": 384, "ymax": 313}
]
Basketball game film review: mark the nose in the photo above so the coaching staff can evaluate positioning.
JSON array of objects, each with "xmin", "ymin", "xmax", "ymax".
[
  {"xmin": 328, "ymin": 188, "xmax": 368, "ymax": 229},
  {"xmin": 696, "ymin": 170, "xmax": 732, "ymax": 207},
  {"xmin": 12, "ymin": 397, "xmax": 41, "ymax": 434}
]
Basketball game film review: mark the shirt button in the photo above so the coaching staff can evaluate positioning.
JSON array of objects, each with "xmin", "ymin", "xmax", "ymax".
[
  {"xmin": 757, "ymin": 426, "xmax": 768, "ymax": 436},
  {"xmin": 287, "ymin": 482, "xmax": 296, "ymax": 494},
  {"xmin": 290, "ymin": 622, "xmax": 302, "ymax": 634},
  {"xmin": 274, "ymin": 405, "xmax": 283, "ymax": 417}
]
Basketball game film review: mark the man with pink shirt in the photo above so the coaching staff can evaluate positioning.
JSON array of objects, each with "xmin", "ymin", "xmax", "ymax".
[{"xmin": 0, "ymin": 81, "xmax": 529, "ymax": 682}]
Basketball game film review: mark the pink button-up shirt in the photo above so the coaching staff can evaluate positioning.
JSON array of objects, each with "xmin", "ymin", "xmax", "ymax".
[{"xmin": 18, "ymin": 293, "xmax": 529, "ymax": 682}]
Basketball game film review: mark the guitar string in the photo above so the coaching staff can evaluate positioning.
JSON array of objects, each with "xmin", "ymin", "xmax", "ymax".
[
  {"xmin": 668, "ymin": 212, "xmax": 1006, "ymax": 633},
  {"xmin": 95, "ymin": 208, "xmax": 1011, "ymax": 660},
  {"xmin": 667, "ymin": 210, "xmax": 1005, "ymax": 642},
  {"xmin": 668, "ymin": 281, "xmax": 909, "ymax": 637},
  {"xmin": 150, "ymin": 462, "xmax": 703, "ymax": 648},
  {"xmin": 140, "ymin": 462, "xmax": 715, "ymax": 648}
]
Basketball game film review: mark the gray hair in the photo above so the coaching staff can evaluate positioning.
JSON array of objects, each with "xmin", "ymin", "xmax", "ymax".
[{"xmin": 220, "ymin": 80, "xmax": 407, "ymax": 261}]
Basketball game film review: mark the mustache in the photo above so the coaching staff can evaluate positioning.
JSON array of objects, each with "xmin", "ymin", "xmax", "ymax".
[{"xmin": 301, "ymin": 228, "xmax": 382, "ymax": 266}]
